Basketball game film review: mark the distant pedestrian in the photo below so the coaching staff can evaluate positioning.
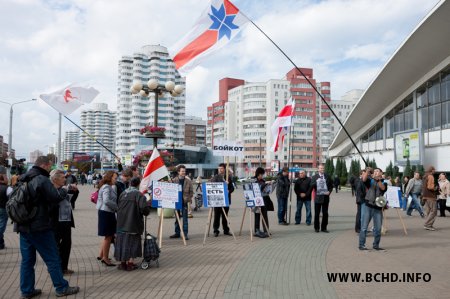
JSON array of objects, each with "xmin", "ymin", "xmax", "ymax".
[
  {"xmin": 404, "ymin": 172, "xmax": 425, "ymax": 217},
  {"xmin": 401, "ymin": 176, "xmax": 410, "ymax": 211},
  {"xmin": 423, "ymin": 166, "xmax": 437, "ymax": 231},
  {"xmin": 0, "ymin": 174, "xmax": 10, "ymax": 250},
  {"xmin": 15, "ymin": 156, "xmax": 79, "ymax": 298},
  {"xmin": 349, "ymin": 174, "xmax": 356, "ymax": 197},
  {"xmin": 195, "ymin": 175, "xmax": 202, "ymax": 192},
  {"xmin": 437, "ymin": 173, "xmax": 450, "ymax": 217},
  {"xmin": 333, "ymin": 176, "xmax": 340, "ymax": 193},
  {"xmin": 311, "ymin": 164, "xmax": 333, "ymax": 233}
]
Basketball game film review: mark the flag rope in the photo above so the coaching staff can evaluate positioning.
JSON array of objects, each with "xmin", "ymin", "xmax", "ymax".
[{"xmin": 240, "ymin": 11, "xmax": 367, "ymax": 166}]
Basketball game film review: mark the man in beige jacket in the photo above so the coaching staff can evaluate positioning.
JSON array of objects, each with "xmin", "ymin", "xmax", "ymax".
[{"xmin": 170, "ymin": 165, "xmax": 194, "ymax": 240}]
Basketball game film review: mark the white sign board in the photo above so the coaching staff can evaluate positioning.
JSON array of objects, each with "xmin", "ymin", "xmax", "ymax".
[
  {"xmin": 152, "ymin": 181, "xmax": 180, "ymax": 203},
  {"xmin": 385, "ymin": 186, "xmax": 401, "ymax": 208},
  {"xmin": 213, "ymin": 139, "xmax": 244, "ymax": 157}
]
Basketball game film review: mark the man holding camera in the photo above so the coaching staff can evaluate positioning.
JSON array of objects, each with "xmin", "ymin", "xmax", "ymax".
[{"xmin": 359, "ymin": 168, "xmax": 387, "ymax": 251}]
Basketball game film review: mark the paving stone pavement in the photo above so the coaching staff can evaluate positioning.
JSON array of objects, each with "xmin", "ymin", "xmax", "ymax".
[{"xmin": 1, "ymin": 185, "xmax": 449, "ymax": 298}]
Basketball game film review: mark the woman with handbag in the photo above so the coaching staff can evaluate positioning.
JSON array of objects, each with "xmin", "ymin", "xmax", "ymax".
[
  {"xmin": 253, "ymin": 167, "xmax": 274, "ymax": 238},
  {"xmin": 437, "ymin": 173, "xmax": 450, "ymax": 217},
  {"xmin": 96, "ymin": 171, "xmax": 118, "ymax": 266}
]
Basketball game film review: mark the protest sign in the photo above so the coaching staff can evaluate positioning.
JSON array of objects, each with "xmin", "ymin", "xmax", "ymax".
[
  {"xmin": 202, "ymin": 182, "xmax": 229, "ymax": 208},
  {"xmin": 151, "ymin": 181, "xmax": 182, "ymax": 210},
  {"xmin": 385, "ymin": 186, "xmax": 401, "ymax": 208},
  {"xmin": 212, "ymin": 139, "xmax": 244, "ymax": 157}
]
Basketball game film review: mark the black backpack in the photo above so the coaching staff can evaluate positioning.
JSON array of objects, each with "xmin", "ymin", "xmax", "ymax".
[{"xmin": 6, "ymin": 179, "xmax": 37, "ymax": 224}]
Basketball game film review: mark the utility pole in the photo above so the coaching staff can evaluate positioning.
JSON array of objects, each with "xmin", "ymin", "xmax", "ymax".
[{"xmin": 259, "ymin": 136, "xmax": 262, "ymax": 167}]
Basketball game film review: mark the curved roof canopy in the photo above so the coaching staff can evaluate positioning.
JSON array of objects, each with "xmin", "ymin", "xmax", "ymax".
[{"xmin": 329, "ymin": 0, "xmax": 450, "ymax": 156}]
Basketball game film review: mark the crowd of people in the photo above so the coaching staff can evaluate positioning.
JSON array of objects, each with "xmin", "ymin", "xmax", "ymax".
[{"xmin": 1, "ymin": 155, "xmax": 449, "ymax": 297}]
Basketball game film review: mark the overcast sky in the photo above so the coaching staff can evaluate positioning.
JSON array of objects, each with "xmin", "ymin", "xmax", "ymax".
[{"xmin": 0, "ymin": 0, "xmax": 440, "ymax": 159}]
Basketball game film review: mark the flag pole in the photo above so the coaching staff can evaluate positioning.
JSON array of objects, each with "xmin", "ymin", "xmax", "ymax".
[
  {"xmin": 58, "ymin": 113, "xmax": 62, "ymax": 169},
  {"xmin": 286, "ymin": 106, "xmax": 294, "ymax": 224},
  {"xmin": 63, "ymin": 115, "xmax": 119, "ymax": 159},
  {"xmin": 240, "ymin": 12, "xmax": 368, "ymax": 167}
]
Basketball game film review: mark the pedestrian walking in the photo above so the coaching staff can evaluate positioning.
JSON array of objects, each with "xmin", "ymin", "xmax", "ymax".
[
  {"xmin": 437, "ymin": 173, "xmax": 450, "ymax": 217},
  {"xmin": 404, "ymin": 172, "xmax": 425, "ymax": 217},
  {"xmin": 423, "ymin": 166, "xmax": 437, "ymax": 231}
]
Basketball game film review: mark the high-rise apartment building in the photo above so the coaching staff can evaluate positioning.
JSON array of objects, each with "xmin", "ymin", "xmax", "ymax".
[
  {"xmin": 64, "ymin": 130, "xmax": 79, "ymax": 161},
  {"xmin": 328, "ymin": 89, "xmax": 363, "ymax": 141},
  {"xmin": 185, "ymin": 116, "xmax": 206, "ymax": 146},
  {"xmin": 116, "ymin": 45, "xmax": 186, "ymax": 156},
  {"xmin": 208, "ymin": 68, "xmax": 332, "ymax": 175},
  {"xmin": 80, "ymin": 103, "xmax": 116, "ymax": 163},
  {"xmin": 29, "ymin": 150, "xmax": 44, "ymax": 164}
]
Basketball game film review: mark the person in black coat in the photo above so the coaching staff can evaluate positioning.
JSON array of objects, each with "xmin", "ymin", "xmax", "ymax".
[
  {"xmin": 310, "ymin": 164, "xmax": 333, "ymax": 233},
  {"xmin": 294, "ymin": 170, "xmax": 312, "ymax": 225},
  {"xmin": 333, "ymin": 176, "xmax": 340, "ymax": 193},
  {"xmin": 355, "ymin": 169, "xmax": 370, "ymax": 233},
  {"xmin": 210, "ymin": 163, "xmax": 234, "ymax": 237},
  {"xmin": 276, "ymin": 167, "xmax": 290, "ymax": 225}
]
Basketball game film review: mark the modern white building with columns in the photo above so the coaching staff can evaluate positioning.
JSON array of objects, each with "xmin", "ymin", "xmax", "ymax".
[{"xmin": 328, "ymin": 0, "xmax": 450, "ymax": 172}]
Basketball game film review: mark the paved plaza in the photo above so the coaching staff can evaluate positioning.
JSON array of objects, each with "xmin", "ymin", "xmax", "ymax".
[{"xmin": 1, "ymin": 185, "xmax": 449, "ymax": 298}]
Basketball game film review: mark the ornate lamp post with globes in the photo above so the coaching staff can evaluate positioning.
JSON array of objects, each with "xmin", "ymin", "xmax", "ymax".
[{"xmin": 130, "ymin": 79, "xmax": 184, "ymax": 148}]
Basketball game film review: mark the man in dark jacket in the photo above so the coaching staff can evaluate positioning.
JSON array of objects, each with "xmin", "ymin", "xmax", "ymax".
[
  {"xmin": 15, "ymin": 156, "xmax": 79, "ymax": 298},
  {"xmin": 211, "ymin": 163, "xmax": 234, "ymax": 237},
  {"xmin": 311, "ymin": 164, "xmax": 333, "ymax": 233},
  {"xmin": 355, "ymin": 169, "xmax": 369, "ymax": 233},
  {"xmin": 294, "ymin": 170, "xmax": 312, "ymax": 225},
  {"xmin": 0, "ymin": 174, "xmax": 9, "ymax": 250},
  {"xmin": 276, "ymin": 167, "xmax": 290, "ymax": 225}
]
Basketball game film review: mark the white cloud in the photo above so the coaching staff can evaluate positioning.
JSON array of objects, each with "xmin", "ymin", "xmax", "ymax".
[{"xmin": 0, "ymin": 0, "xmax": 439, "ymax": 159}]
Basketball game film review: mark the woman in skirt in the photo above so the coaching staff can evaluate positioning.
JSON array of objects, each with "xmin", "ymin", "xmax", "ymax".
[
  {"xmin": 96, "ymin": 171, "xmax": 118, "ymax": 266},
  {"xmin": 115, "ymin": 177, "xmax": 151, "ymax": 271}
]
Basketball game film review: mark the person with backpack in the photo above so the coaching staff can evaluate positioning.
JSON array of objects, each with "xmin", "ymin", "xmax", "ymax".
[
  {"xmin": 0, "ymin": 174, "xmax": 10, "ymax": 250},
  {"xmin": 11, "ymin": 156, "xmax": 79, "ymax": 298}
]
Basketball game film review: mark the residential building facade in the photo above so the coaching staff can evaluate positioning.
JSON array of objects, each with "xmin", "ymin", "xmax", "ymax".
[
  {"xmin": 185, "ymin": 116, "xmax": 206, "ymax": 146},
  {"xmin": 116, "ymin": 45, "xmax": 186, "ymax": 157},
  {"xmin": 64, "ymin": 130, "xmax": 80, "ymax": 161}
]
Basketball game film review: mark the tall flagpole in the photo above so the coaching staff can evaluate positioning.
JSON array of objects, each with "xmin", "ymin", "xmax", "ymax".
[
  {"xmin": 239, "ymin": 11, "xmax": 368, "ymax": 167},
  {"xmin": 58, "ymin": 113, "xmax": 62, "ymax": 169},
  {"xmin": 286, "ymin": 103, "xmax": 294, "ymax": 224}
]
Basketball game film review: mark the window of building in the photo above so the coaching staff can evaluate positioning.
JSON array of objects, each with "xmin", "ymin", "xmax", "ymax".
[{"xmin": 428, "ymin": 78, "xmax": 440, "ymax": 105}]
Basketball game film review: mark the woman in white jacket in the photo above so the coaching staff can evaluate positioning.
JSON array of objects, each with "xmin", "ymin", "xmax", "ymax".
[{"xmin": 96, "ymin": 171, "xmax": 118, "ymax": 266}]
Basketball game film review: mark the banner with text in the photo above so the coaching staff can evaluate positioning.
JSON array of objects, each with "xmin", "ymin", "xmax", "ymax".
[
  {"xmin": 151, "ymin": 181, "xmax": 182, "ymax": 210},
  {"xmin": 202, "ymin": 182, "xmax": 229, "ymax": 208},
  {"xmin": 212, "ymin": 140, "xmax": 244, "ymax": 157}
]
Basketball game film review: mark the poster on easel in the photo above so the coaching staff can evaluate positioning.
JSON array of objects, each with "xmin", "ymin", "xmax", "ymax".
[
  {"xmin": 243, "ymin": 183, "xmax": 265, "ymax": 207},
  {"xmin": 151, "ymin": 181, "xmax": 182, "ymax": 210},
  {"xmin": 202, "ymin": 182, "xmax": 229, "ymax": 208},
  {"xmin": 385, "ymin": 186, "xmax": 401, "ymax": 208}
]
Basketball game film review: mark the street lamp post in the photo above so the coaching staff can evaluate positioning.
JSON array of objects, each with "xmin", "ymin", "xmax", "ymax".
[
  {"xmin": 0, "ymin": 99, "xmax": 37, "ymax": 158},
  {"xmin": 130, "ymin": 79, "xmax": 184, "ymax": 148}
]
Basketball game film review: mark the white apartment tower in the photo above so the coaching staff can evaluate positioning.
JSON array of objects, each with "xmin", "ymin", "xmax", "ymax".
[
  {"xmin": 116, "ymin": 45, "xmax": 186, "ymax": 156},
  {"xmin": 64, "ymin": 130, "xmax": 79, "ymax": 161},
  {"xmin": 79, "ymin": 103, "xmax": 116, "ymax": 163}
]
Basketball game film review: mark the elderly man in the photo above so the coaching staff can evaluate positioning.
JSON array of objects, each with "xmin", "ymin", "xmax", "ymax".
[
  {"xmin": 311, "ymin": 164, "xmax": 333, "ymax": 233},
  {"xmin": 294, "ymin": 170, "xmax": 312, "ymax": 225},
  {"xmin": 50, "ymin": 170, "xmax": 75, "ymax": 275}
]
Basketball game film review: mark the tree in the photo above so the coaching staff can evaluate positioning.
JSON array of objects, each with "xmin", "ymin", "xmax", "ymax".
[
  {"xmin": 411, "ymin": 165, "xmax": 417, "ymax": 176},
  {"xmin": 403, "ymin": 158, "xmax": 411, "ymax": 179},
  {"xmin": 417, "ymin": 165, "xmax": 425, "ymax": 176},
  {"xmin": 325, "ymin": 158, "xmax": 333, "ymax": 177},
  {"xmin": 385, "ymin": 161, "xmax": 393, "ymax": 177},
  {"xmin": 393, "ymin": 165, "xmax": 400, "ymax": 179},
  {"xmin": 340, "ymin": 160, "xmax": 348, "ymax": 186},
  {"xmin": 335, "ymin": 158, "xmax": 342, "ymax": 179}
]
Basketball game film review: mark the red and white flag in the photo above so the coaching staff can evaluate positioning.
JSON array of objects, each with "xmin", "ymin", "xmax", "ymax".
[
  {"xmin": 170, "ymin": 0, "xmax": 248, "ymax": 76},
  {"xmin": 270, "ymin": 98, "xmax": 295, "ymax": 152},
  {"xmin": 40, "ymin": 84, "xmax": 99, "ymax": 115},
  {"xmin": 139, "ymin": 148, "xmax": 169, "ymax": 193}
]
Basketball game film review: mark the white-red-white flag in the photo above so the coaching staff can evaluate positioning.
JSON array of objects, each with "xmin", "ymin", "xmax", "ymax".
[
  {"xmin": 40, "ymin": 84, "xmax": 99, "ymax": 115},
  {"xmin": 139, "ymin": 148, "xmax": 169, "ymax": 193},
  {"xmin": 270, "ymin": 98, "xmax": 295, "ymax": 152}
]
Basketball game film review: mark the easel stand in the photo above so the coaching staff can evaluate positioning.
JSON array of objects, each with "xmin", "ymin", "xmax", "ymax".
[
  {"xmin": 239, "ymin": 207, "xmax": 253, "ymax": 241},
  {"xmin": 157, "ymin": 208, "xmax": 187, "ymax": 248},
  {"xmin": 381, "ymin": 208, "xmax": 408, "ymax": 236},
  {"xmin": 203, "ymin": 207, "xmax": 237, "ymax": 246}
]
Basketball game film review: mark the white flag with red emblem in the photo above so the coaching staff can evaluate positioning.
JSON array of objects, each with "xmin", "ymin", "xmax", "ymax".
[
  {"xmin": 139, "ymin": 148, "xmax": 169, "ymax": 193},
  {"xmin": 39, "ymin": 84, "xmax": 99, "ymax": 115},
  {"xmin": 270, "ymin": 98, "xmax": 295, "ymax": 152}
]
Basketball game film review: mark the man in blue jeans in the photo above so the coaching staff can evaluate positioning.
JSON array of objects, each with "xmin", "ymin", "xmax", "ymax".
[
  {"xmin": 404, "ymin": 171, "xmax": 425, "ymax": 218},
  {"xmin": 294, "ymin": 170, "xmax": 312, "ymax": 225},
  {"xmin": 359, "ymin": 168, "xmax": 387, "ymax": 251},
  {"xmin": 14, "ymin": 156, "xmax": 79, "ymax": 298},
  {"xmin": 170, "ymin": 165, "xmax": 193, "ymax": 240},
  {"xmin": 276, "ymin": 167, "xmax": 291, "ymax": 225}
]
